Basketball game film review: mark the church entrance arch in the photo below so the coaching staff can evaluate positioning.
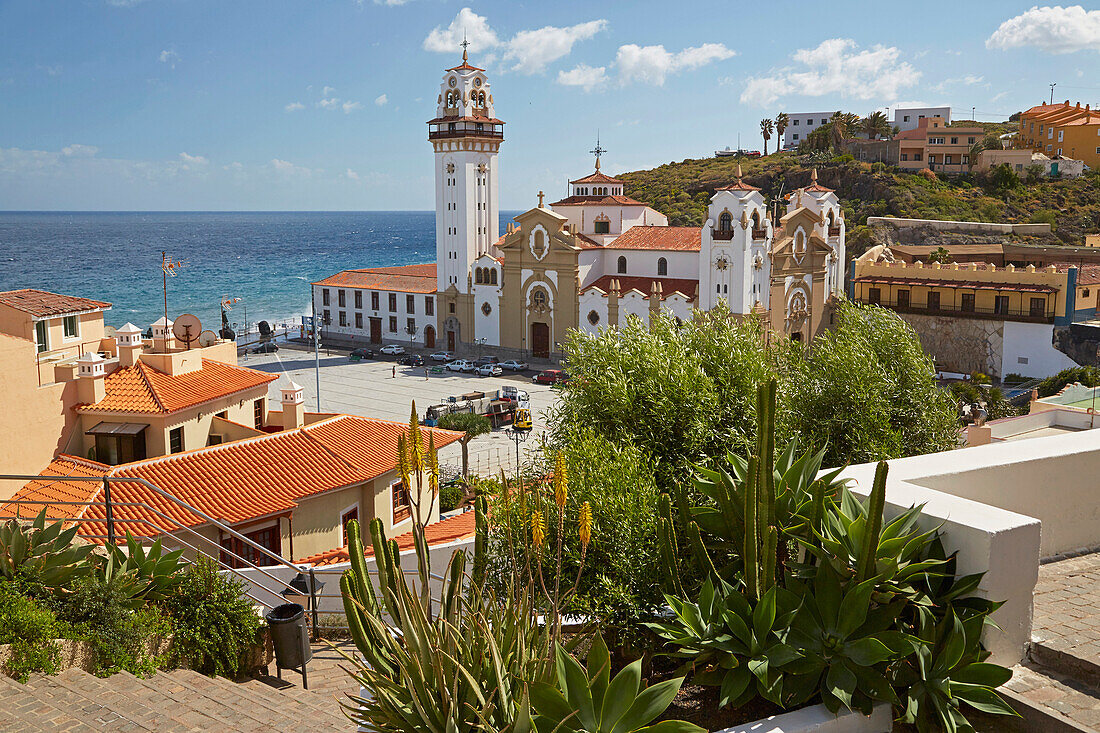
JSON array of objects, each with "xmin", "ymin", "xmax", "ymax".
[
  {"xmin": 444, "ymin": 316, "xmax": 461, "ymax": 353},
  {"xmin": 530, "ymin": 322, "xmax": 550, "ymax": 359},
  {"xmin": 424, "ymin": 325, "xmax": 436, "ymax": 349}
]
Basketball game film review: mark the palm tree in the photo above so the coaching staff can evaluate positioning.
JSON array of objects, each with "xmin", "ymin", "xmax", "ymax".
[
  {"xmin": 861, "ymin": 111, "xmax": 890, "ymax": 140},
  {"xmin": 829, "ymin": 111, "xmax": 848, "ymax": 150},
  {"xmin": 760, "ymin": 118, "xmax": 774, "ymax": 155},
  {"xmin": 775, "ymin": 113, "xmax": 789, "ymax": 151}
]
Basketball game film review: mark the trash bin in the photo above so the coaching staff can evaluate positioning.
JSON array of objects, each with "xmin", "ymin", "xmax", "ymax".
[{"xmin": 265, "ymin": 603, "xmax": 312, "ymax": 687}]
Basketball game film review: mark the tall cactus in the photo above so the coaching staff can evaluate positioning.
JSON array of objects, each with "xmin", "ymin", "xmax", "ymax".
[
  {"xmin": 743, "ymin": 455, "xmax": 761, "ymax": 600},
  {"xmin": 656, "ymin": 494, "xmax": 684, "ymax": 596},
  {"xmin": 855, "ymin": 461, "xmax": 889, "ymax": 584},
  {"xmin": 473, "ymin": 494, "xmax": 488, "ymax": 589}
]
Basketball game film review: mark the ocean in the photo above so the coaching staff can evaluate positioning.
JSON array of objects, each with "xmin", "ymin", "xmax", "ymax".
[{"xmin": 0, "ymin": 211, "xmax": 514, "ymax": 335}]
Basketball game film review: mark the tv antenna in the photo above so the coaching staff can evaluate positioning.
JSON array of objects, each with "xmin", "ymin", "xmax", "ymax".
[{"xmin": 160, "ymin": 251, "xmax": 186, "ymax": 341}]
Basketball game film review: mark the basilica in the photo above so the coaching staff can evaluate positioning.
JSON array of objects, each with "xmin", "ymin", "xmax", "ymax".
[{"xmin": 314, "ymin": 50, "xmax": 848, "ymax": 358}]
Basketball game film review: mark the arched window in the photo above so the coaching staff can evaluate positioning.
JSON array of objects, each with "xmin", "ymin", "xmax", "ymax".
[
  {"xmin": 475, "ymin": 268, "xmax": 484, "ymax": 284},
  {"xmin": 617, "ymin": 256, "xmax": 627, "ymax": 274},
  {"xmin": 531, "ymin": 289, "xmax": 547, "ymax": 309},
  {"xmin": 489, "ymin": 269, "xmax": 498, "ymax": 285},
  {"xmin": 719, "ymin": 211, "xmax": 733, "ymax": 232},
  {"xmin": 657, "ymin": 257, "xmax": 668, "ymax": 276},
  {"xmin": 751, "ymin": 211, "xmax": 761, "ymax": 230}
]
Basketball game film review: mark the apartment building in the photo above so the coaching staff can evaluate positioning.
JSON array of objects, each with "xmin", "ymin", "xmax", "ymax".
[
  {"xmin": 1017, "ymin": 100, "xmax": 1100, "ymax": 169},
  {"xmin": 780, "ymin": 111, "xmax": 834, "ymax": 149},
  {"xmin": 896, "ymin": 117, "xmax": 984, "ymax": 173},
  {"xmin": 892, "ymin": 106, "xmax": 951, "ymax": 132},
  {"xmin": 312, "ymin": 265, "xmax": 440, "ymax": 349}
]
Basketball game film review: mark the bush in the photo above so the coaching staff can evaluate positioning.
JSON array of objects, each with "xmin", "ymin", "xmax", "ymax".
[
  {"xmin": 871, "ymin": 161, "xmax": 887, "ymax": 173},
  {"xmin": 160, "ymin": 558, "xmax": 263, "ymax": 678},
  {"xmin": 0, "ymin": 581, "xmax": 60, "ymax": 681},
  {"xmin": 1030, "ymin": 208, "xmax": 1058, "ymax": 232},
  {"xmin": 1038, "ymin": 366, "xmax": 1100, "ymax": 397},
  {"xmin": 438, "ymin": 482, "xmax": 466, "ymax": 512}
]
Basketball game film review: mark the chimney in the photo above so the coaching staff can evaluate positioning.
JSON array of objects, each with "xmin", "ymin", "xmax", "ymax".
[
  {"xmin": 77, "ymin": 352, "xmax": 107, "ymax": 405},
  {"xmin": 115, "ymin": 322, "xmax": 144, "ymax": 367},
  {"xmin": 281, "ymin": 380, "xmax": 305, "ymax": 430},
  {"xmin": 150, "ymin": 317, "xmax": 174, "ymax": 352}
]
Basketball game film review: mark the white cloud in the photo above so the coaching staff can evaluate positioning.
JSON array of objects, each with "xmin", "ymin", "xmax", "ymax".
[
  {"xmin": 62, "ymin": 144, "xmax": 98, "ymax": 157},
  {"xmin": 423, "ymin": 8, "xmax": 499, "ymax": 54},
  {"xmin": 285, "ymin": 101, "xmax": 305, "ymax": 112},
  {"xmin": 374, "ymin": 94, "xmax": 388, "ymax": 106},
  {"xmin": 178, "ymin": 152, "xmax": 208, "ymax": 168},
  {"xmin": 317, "ymin": 97, "xmax": 340, "ymax": 109},
  {"xmin": 345, "ymin": 168, "xmax": 360, "ymax": 181},
  {"xmin": 987, "ymin": 5, "xmax": 1100, "ymax": 54},
  {"xmin": 270, "ymin": 158, "xmax": 314, "ymax": 177},
  {"xmin": 502, "ymin": 20, "xmax": 607, "ymax": 74},
  {"xmin": 616, "ymin": 42, "xmax": 735, "ymax": 86},
  {"xmin": 323, "ymin": 86, "xmax": 336, "ymax": 96},
  {"xmin": 341, "ymin": 100, "xmax": 362, "ymax": 113},
  {"xmin": 158, "ymin": 50, "xmax": 179, "ymax": 69},
  {"xmin": 740, "ymin": 39, "xmax": 920, "ymax": 106},
  {"xmin": 990, "ymin": 91, "xmax": 1010, "ymax": 103},
  {"xmin": 557, "ymin": 64, "xmax": 608, "ymax": 91}
]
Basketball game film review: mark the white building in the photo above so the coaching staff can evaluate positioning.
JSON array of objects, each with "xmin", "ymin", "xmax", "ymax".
[
  {"xmin": 893, "ymin": 106, "xmax": 951, "ymax": 132},
  {"xmin": 781, "ymin": 112, "xmax": 835, "ymax": 149}
]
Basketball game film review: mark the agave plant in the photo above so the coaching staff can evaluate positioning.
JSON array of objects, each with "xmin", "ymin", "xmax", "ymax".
[
  {"xmin": 0, "ymin": 509, "xmax": 94, "ymax": 589},
  {"xmin": 527, "ymin": 634, "xmax": 704, "ymax": 733},
  {"xmin": 647, "ymin": 578, "xmax": 805, "ymax": 709},
  {"xmin": 96, "ymin": 531, "xmax": 187, "ymax": 608}
]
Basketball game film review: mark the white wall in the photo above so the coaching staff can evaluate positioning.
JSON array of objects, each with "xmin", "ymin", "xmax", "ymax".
[
  {"xmin": 552, "ymin": 203, "xmax": 668, "ymax": 245},
  {"xmin": 314, "ymin": 284, "xmax": 436, "ymax": 345},
  {"xmin": 782, "ymin": 111, "xmax": 833, "ymax": 149},
  {"xmin": 609, "ymin": 249, "xmax": 698, "ymax": 280},
  {"xmin": 1002, "ymin": 321, "xmax": 1078, "ymax": 378},
  {"xmin": 893, "ymin": 106, "xmax": 952, "ymax": 131},
  {"xmin": 577, "ymin": 291, "xmax": 609, "ymax": 335}
]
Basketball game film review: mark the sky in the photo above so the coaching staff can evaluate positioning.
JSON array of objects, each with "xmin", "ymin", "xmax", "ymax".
[{"xmin": 1, "ymin": 1, "xmax": 1098, "ymax": 211}]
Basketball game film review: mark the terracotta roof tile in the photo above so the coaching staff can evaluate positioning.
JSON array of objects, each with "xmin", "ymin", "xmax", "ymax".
[
  {"xmin": 1054, "ymin": 263, "xmax": 1100, "ymax": 286},
  {"xmin": 550, "ymin": 195, "xmax": 649, "ymax": 207},
  {"xmin": 569, "ymin": 170, "xmax": 623, "ymax": 185},
  {"xmin": 602, "ymin": 226, "xmax": 701, "ymax": 252},
  {"xmin": 4, "ymin": 416, "xmax": 464, "ymax": 541},
  {"xmin": 582, "ymin": 275, "xmax": 698, "ymax": 301},
  {"xmin": 0, "ymin": 289, "xmax": 111, "ymax": 318},
  {"xmin": 80, "ymin": 359, "xmax": 276, "ymax": 415},
  {"xmin": 0, "ymin": 455, "xmax": 109, "ymax": 523},
  {"xmin": 314, "ymin": 264, "xmax": 437, "ymax": 293},
  {"xmin": 297, "ymin": 510, "xmax": 476, "ymax": 566},
  {"xmin": 717, "ymin": 180, "xmax": 761, "ymax": 192}
]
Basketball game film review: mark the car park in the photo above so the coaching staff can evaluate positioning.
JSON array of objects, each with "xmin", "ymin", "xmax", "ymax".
[
  {"xmin": 476, "ymin": 364, "xmax": 503, "ymax": 377},
  {"xmin": 250, "ymin": 342, "xmax": 279, "ymax": 354},
  {"xmin": 349, "ymin": 347, "xmax": 374, "ymax": 360},
  {"xmin": 499, "ymin": 359, "xmax": 528, "ymax": 372},
  {"xmin": 398, "ymin": 354, "xmax": 425, "ymax": 367},
  {"xmin": 379, "ymin": 344, "xmax": 406, "ymax": 355},
  {"xmin": 448, "ymin": 359, "xmax": 476, "ymax": 372},
  {"xmin": 430, "ymin": 351, "xmax": 455, "ymax": 362}
]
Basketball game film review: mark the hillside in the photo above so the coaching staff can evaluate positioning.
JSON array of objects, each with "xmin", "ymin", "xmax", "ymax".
[{"xmin": 618, "ymin": 151, "xmax": 1100, "ymax": 254}]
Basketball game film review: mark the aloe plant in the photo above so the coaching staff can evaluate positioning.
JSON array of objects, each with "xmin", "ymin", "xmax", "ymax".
[
  {"xmin": 0, "ymin": 509, "xmax": 94, "ymax": 589},
  {"xmin": 96, "ymin": 531, "xmax": 187, "ymax": 608},
  {"xmin": 527, "ymin": 634, "xmax": 704, "ymax": 733}
]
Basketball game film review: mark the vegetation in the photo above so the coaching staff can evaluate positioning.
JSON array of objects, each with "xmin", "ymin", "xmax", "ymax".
[
  {"xmin": 438, "ymin": 410, "xmax": 491, "ymax": 477},
  {"xmin": 1037, "ymin": 365, "xmax": 1100, "ymax": 397}
]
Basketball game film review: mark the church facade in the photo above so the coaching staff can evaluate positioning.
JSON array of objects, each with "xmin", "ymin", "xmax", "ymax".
[{"xmin": 313, "ymin": 52, "xmax": 848, "ymax": 358}]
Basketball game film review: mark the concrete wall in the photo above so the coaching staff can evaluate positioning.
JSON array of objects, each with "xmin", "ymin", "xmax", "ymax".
[
  {"xmin": 867, "ymin": 217, "xmax": 1052, "ymax": 236},
  {"xmin": 1002, "ymin": 320, "xmax": 1078, "ymax": 378}
]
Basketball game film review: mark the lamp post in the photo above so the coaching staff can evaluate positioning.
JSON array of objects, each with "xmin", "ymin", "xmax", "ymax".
[
  {"xmin": 405, "ymin": 324, "xmax": 419, "ymax": 349},
  {"xmin": 504, "ymin": 422, "xmax": 532, "ymax": 489}
]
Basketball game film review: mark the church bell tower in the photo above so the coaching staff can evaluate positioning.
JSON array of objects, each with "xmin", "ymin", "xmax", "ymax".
[{"xmin": 428, "ymin": 42, "xmax": 504, "ymax": 296}]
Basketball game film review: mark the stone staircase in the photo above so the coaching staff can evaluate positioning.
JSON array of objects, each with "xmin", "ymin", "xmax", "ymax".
[{"xmin": 0, "ymin": 667, "xmax": 351, "ymax": 732}]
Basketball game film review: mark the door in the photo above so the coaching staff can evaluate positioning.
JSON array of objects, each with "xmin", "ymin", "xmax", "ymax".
[
  {"xmin": 447, "ymin": 330, "xmax": 456, "ymax": 352},
  {"xmin": 531, "ymin": 322, "xmax": 550, "ymax": 359},
  {"xmin": 369, "ymin": 317, "xmax": 382, "ymax": 344},
  {"xmin": 424, "ymin": 326, "xmax": 436, "ymax": 349}
]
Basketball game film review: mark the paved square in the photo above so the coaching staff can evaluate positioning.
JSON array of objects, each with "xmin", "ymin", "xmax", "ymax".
[{"xmin": 240, "ymin": 343, "xmax": 561, "ymax": 477}]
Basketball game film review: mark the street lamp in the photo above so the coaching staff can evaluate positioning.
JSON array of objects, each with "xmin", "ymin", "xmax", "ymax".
[
  {"xmin": 474, "ymin": 337, "xmax": 487, "ymax": 359},
  {"xmin": 504, "ymin": 421, "xmax": 532, "ymax": 489},
  {"xmin": 405, "ymin": 324, "xmax": 419, "ymax": 348}
]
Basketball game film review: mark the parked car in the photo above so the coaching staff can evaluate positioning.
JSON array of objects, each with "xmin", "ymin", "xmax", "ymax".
[
  {"xmin": 379, "ymin": 344, "xmax": 406, "ymax": 355},
  {"xmin": 448, "ymin": 359, "xmax": 476, "ymax": 372},
  {"xmin": 430, "ymin": 351, "xmax": 455, "ymax": 362},
  {"xmin": 533, "ymin": 369, "xmax": 567, "ymax": 385},
  {"xmin": 476, "ymin": 364, "xmax": 503, "ymax": 377},
  {"xmin": 474, "ymin": 355, "xmax": 501, "ymax": 367},
  {"xmin": 499, "ymin": 359, "xmax": 529, "ymax": 372},
  {"xmin": 399, "ymin": 354, "xmax": 425, "ymax": 367},
  {"xmin": 250, "ymin": 342, "xmax": 279, "ymax": 354},
  {"xmin": 349, "ymin": 347, "xmax": 374, "ymax": 360}
]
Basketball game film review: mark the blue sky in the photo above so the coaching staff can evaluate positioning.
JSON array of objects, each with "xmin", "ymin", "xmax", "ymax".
[{"xmin": 1, "ymin": 1, "xmax": 1098, "ymax": 211}]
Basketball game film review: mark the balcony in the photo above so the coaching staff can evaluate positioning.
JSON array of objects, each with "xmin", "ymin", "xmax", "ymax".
[
  {"xmin": 864, "ymin": 298, "xmax": 1055, "ymax": 324},
  {"xmin": 711, "ymin": 228, "xmax": 734, "ymax": 241},
  {"xmin": 428, "ymin": 128, "xmax": 504, "ymax": 140}
]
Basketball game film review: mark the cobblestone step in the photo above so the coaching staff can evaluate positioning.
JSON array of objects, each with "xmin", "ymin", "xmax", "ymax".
[
  {"xmin": 1002, "ymin": 663, "xmax": 1100, "ymax": 731},
  {"xmin": 168, "ymin": 668, "xmax": 337, "ymax": 732},
  {"xmin": 0, "ymin": 673, "xmax": 99, "ymax": 733},
  {"xmin": 238, "ymin": 674, "xmax": 353, "ymax": 725}
]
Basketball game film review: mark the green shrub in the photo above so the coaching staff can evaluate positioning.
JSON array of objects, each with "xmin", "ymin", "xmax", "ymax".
[
  {"xmin": 1038, "ymin": 366, "xmax": 1100, "ymax": 397},
  {"xmin": 0, "ymin": 581, "xmax": 61, "ymax": 681},
  {"xmin": 1029, "ymin": 208, "xmax": 1058, "ymax": 232},
  {"xmin": 438, "ymin": 483, "xmax": 466, "ymax": 512},
  {"xmin": 160, "ymin": 557, "xmax": 263, "ymax": 678},
  {"xmin": 1003, "ymin": 373, "xmax": 1028, "ymax": 385}
]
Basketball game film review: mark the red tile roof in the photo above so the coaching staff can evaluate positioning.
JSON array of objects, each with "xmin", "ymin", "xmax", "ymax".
[
  {"xmin": 0, "ymin": 289, "xmax": 111, "ymax": 318},
  {"xmin": 570, "ymin": 170, "xmax": 623, "ymax": 185},
  {"xmin": 1054, "ymin": 263, "xmax": 1100, "ymax": 286},
  {"xmin": 603, "ymin": 226, "xmax": 701, "ymax": 252},
  {"xmin": 314, "ymin": 264, "xmax": 437, "ymax": 294},
  {"xmin": 582, "ymin": 275, "xmax": 698, "ymax": 301},
  {"xmin": 2, "ymin": 416, "xmax": 464, "ymax": 540},
  {"xmin": 717, "ymin": 180, "xmax": 761, "ymax": 192},
  {"xmin": 297, "ymin": 510, "xmax": 476, "ymax": 566},
  {"xmin": 550, "ymin": 195, "xmax": 649, "ymax": 207},
  {"xmin": 79, "ymin": 359, "xmax": 276, "ymax": 415}
]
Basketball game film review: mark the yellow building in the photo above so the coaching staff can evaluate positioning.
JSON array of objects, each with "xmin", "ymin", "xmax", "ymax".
[{"xmin": 1017, "ymin": 100, "xmax": 1100, "ymax": 169}]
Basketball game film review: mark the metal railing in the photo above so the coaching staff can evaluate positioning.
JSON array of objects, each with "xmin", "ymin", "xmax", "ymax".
[{"xmin": 864, "ymin": 299, "xmax": 1056, "ymax": 324}]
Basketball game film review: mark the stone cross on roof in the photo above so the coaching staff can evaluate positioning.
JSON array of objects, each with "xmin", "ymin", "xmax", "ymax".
[{"xmin": 590, "ymin": 134, "xmax": 606, "ymax": 171}]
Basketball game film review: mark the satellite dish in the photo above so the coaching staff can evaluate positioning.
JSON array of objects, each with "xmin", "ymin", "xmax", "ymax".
[
  {"xmin": 172, "ymin": 313, "xmax": 202, "ymax": 349},
  {"xmin": 197, "ymin": 330, "xmax": 218, "ymax": 348}
]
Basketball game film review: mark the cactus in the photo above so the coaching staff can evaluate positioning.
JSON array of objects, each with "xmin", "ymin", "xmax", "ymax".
[
  {"xmin": 743, "ymin": 454, "xmax": 760, "ymax": 599},
  {"xmin": 656, "ymin": 494, "xmax": 683, "ymax": 596},
  {"xmin": 855, "ymin": 461, "xmax": 889, "ymax": 584},
  {"xmin": 473, "ymin": 494, "xmax": 488, "ymax": 589}
]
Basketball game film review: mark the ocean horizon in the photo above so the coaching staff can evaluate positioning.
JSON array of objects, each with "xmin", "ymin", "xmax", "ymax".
[{"xmin": 0, "ymin": 211, "xmax": 518, "ymax": 337}]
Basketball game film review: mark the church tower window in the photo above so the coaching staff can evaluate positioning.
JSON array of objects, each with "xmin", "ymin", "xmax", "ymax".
[
  {"xmin": 657, "ymin": 257, "xmax": 668, "ymax": 276},
  {"xmin": 717, "ymin": 211, "xmax": 733, "ymax": 240},
  {"xmin": 489, "ymin": 269, "xmax": 498, "ymax": 285},
  {"xmin": 475, "ymin": 268, "xmax": 484, "ymax": 284},
  {"xmin": 617, "ymin": 256, "xmax": 627, "ymax": 274}
]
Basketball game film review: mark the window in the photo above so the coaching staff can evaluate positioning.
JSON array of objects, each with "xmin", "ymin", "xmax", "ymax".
[
  {"xmin": 322, "ymin": 288, "xmax": 330, "ymax": 306},
  {"xmin": 338, "ymin": 290, "xmax": 346, "ymax": 307},
  {"xmin": 901, "ymin": 153, "xmax": 909, "ymax": 161},
  {"xmin": 594, "ymin": 220, "xmax": 610, "ymax": 234},
  {"xmin": 903, "ymin": 115, "xmax": 910, "ymax": 122},
  {"xmin": 475, "ymin": 268, "xmax": 484, "ymax": 284},
  {"xmin": 481, "ymin": 302, "xmax": 491, "ymax": 316},
  {"xmin": 868, "ymin": 287, "xmax": 881, "ymax": 305},
  {"xmin": 994, "ymin": 295, "xmax": 1010, "ymax": 315},
  {"xmin": 322, "ymin": 309, "xmax": 330, "ymax": 325},
  {"xmin": 945, "ymin": 155, "xmax": 953, "ymax": 165},
  {"xmin": 93, "ymin": 427, "xmax": 146, "ymax": 466},
  {"xmin": 490, "ymin": 269, "xmax": 498, "ymax": 285},
  {"xmin": 1030, "ymin": 297, "xmax": 1046, "ymax": 318},
  {"xmin": 962, "ymin": 155, "xmax": 969, "ymax": 164},
  {"xmin": 355, "ymin": 312, "xmax": 363, "ymax": 329},
  {"xmin": 927, "ymin": 291, "xmax": 941, "ymax": 310},
  {"xmin": 389, "ymin": 316, "xmax": 398, "ymax": 332},
  {"xmin": 792, "ymin": 133, "xmax": 799, "ymax": 140},
  {"xmin": 820, "ymin": 119, "xmax": 827, "ymax": 125},
  {"xmin": 388, "ymin": 293, "xmax": 397, "ymax": 312},
  {"xmin": 425, "ymin": 297, "xmax": 434, "ymax": 316},
  {"xmin": 449, "ymin": 303, "xmax": 455, "ymax": 314},
  {"xmin": 254, "ymin": 398, "xmax": 265, "ymax": 429},
  {"xmin": 406, "ymin": 294, "xmax": 415, "ymax": 313},
  {"xmin": 961, "ymin": 293, "xmax": 975, "ymax": 312},
  {"xmin": 354, "ymin": 291, "xmax": 362, "ymax": 309},
  {"xmin": 341, "ymin": 506, "xmax": 358, "ymax": 545},
  {"xmin": 220, "ymin": 525, "xmax": 281, "ymax": 569},
  {"xmin": 968, "ymin": 137, "xmax": 976, "ymax": 145},
  {"xmin": 169, "ymin": 427, "xmax": 184, "ymax": 454},
  {"xmin": 897, "ymin": 289, "xmax": 910, "ymax": 308},
  {"xmin": 531, "ymin": 289, "xmax": 547, "ymax": 309},
  {"xmin": 587, "ymin": 310, "xmax": 600, "ymax": 325},
  {"xmin": 392, "ymin": 481, "xmax": 411, "ymax": 523},
  {"xmin": 913, "ymin": 153, "xmax": 922, "ymax": 161},
  {"xmin": 928, "ymin": 155, "xmax": 936, "ymax": 165},
  {"xmin": 657, "ymin": 257, "xmax": 668, "ymax": 276},
  {"xmin": 950, "ymin": 137, "xmax": 958, "ymax": 145},
  {"xmin": 1058, "ymin": 131, "xmax": 1064, "ymax": 142},
  {"xmin": 929, "ymin": 137, "xmax": 945, "ymax": 145},
  {"xmin": 63, "ymin": 315, "xmax": 78, "ymax": 339},
  {"xmin": 407, "ymin": 317, "xmax": 416, "ymax": 333},
  {"xmin": 616, "ymin": 256, "xmax": 627, "ymax": 274},
  {"xmin": 339, "ymin": 311, "xmax": 347, "ymax": 327},
  {"xmin": 34, "ymin": 320, "xmax": 48, "ymax": 353},
  {"xmin": 793, "ymin": 119, "xmax": 799, "ymax": 126}
]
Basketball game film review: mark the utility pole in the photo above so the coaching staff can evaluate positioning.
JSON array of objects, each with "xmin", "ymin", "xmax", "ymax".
[
  {"xmin": 311, "ymin": 288, "xmax": 321, "ymax": 412},
  {"xmin": 1050, "ymin": 82, "xmax": 1057, "ymax": 105}
]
